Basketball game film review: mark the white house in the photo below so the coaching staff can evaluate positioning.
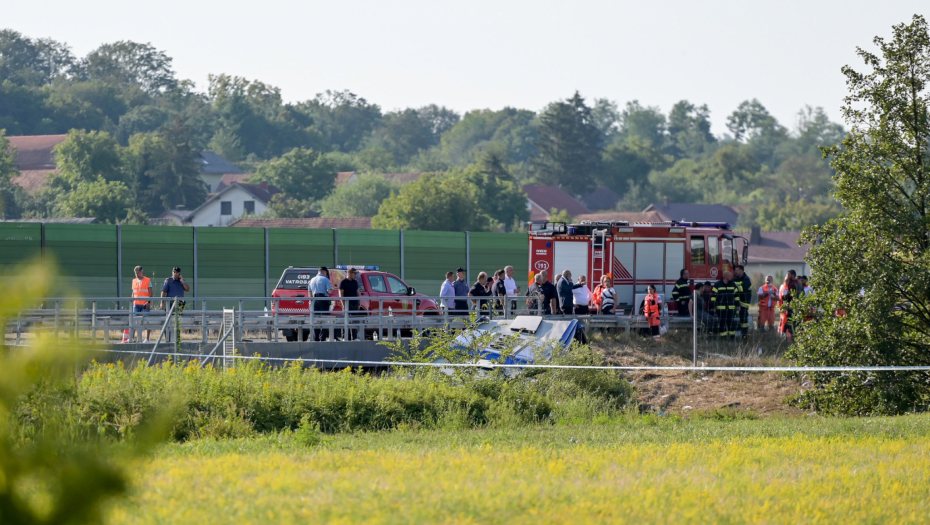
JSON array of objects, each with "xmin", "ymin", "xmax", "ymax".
[
  {"xmin": 199, "ymin": 152, "xmax": 246, "ymax": 193},
  {"xmin": 183, "ymin": 182, "xmax": 281, "ymax": 227}
]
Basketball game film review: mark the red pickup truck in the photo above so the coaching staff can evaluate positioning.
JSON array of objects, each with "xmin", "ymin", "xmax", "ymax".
[{"xmin": 271, "ymin": 265, "xmax": 439, "ymax": 341}]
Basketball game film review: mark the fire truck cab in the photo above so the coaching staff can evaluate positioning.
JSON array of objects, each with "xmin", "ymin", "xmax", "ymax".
[{"xmin": 528, "ymin": 220, "xmax": 749, "ymax": 314}]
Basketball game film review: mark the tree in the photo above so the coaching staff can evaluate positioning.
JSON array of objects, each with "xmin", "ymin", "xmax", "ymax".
[
  {"xmin": 253, "ymin": 147, "xmax": 337, "ymax": 202},
  {"xmin": 123, "ymin": 124, "xmax": 207, "ymax": 215},
  {"xmin": 749, "ymin": 197, "xmax": 842, "ymax": 230},
  {"xmin": 317, "ymin": 174, "xmax": 398, "ymax": 218},
  {"xmin": 372, "ymin": 173, "xmax": 491, "ymax": 231},
  {"xmin": 259, "ymin": 194, "xmax": 316, "ymax": 219},
  {"xmin": 79, "ymin": 41, "xmax": 177, "ymax": 94},
  {"xmin": 51, "ymin": 129, "xmax": 123, "ymax": 189},
  {"xmin": 725, "ymin": 99, "xmax": 788, "ymax": 167},
  {"xmin": 297, "ymin": 90, "xmax": 382, "ymax": 152},
  {"xmin": 0, "ymin": 30, "xmax": 75, "ymax": 86},
  {"xmin": 0, "ymin": 130, "xmax": 19, "ymax": 219},
  {"xmin": 787, "ymin": 15, "xmax": 930, "ymax": 415},
  {"xmin": 367, "ymin": 105, "xmax": 458, "ymax": 167},
  {"xmin": 532, "ymin": 91, "xmax": 602, "ymax": 194},
  {"xmin": 56, "ymin": 176, "xmax": 131, "ymax": 223},
  {"xmin": 547, "ymin": 208, "xmax": 573, "ymax": 224},
  {"xmin": 617, "ymin": 100, "xmax": 667, "ymax": 149},
  {"xmin": 454, "ymin": 152, "xmax": 529, "ymax": 230},
  {"xmin": 667, "ymin": 100, "xmax": 715, "ymax": 159},
  {"xmin": 439, "ymin": 107, "xmax": 537, "ymax": 167}
]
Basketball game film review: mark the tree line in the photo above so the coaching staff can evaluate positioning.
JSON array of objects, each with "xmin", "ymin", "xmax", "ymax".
[{"xmin": 0, "ymin": 29, "xmax": 845, "ymax": 230}]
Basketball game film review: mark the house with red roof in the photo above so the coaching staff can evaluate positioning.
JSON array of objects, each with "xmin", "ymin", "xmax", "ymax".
[
  {"xmin": 522, "ymin": 185, "xmax": 592, "ymax": 221},
  {"xmin": 7, "ymin": 134, "xmax": 68, "ymax": 192}
]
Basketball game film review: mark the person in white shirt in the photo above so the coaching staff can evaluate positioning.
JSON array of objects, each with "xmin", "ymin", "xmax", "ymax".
[
  {"xmin": 571, "ymin": 275, "xmax": 593, "ymax": 314},
  {"xmin": 439, "ymin": 271, "xmax": 455, "ymax": 310},
  {"xmin": 503, "ymin": 265, "xmax": 520, "ymax": 312}
]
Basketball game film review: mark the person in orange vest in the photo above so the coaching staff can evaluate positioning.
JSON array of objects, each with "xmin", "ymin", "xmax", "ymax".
[
  {"xmin": 644, "ymin": 284, "xmax": 662, "ymax": 343},
  {"xmin": 778, "ymin": 270, "xmax": 802, "ymax": 339},
  {"xmin": 756, "ymin": 275, "xmax": 777, "ymax": 332},
  {"xmin": 131, "ymin": 265, "xmax": 153, "ymax": 342}
]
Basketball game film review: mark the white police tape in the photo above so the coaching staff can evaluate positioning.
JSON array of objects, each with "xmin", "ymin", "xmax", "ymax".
[{"xmin": 82, "ymin": 347, "xmax": 930, "ymax": 372}]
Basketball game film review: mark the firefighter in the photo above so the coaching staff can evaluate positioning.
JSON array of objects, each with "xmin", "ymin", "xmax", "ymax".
[
  {"xmin": 671, "ymin": 269, "xmax": 691, "ymax": 317},
  {"xmin": 733, "ymin": 265, "xmax": 752, "ymax": 335},
  {"xmin": 644, "ymin": 284, "xmax": 662, "ymax": 342},
  {"xmin": 711, "ymin": 271, "xmax": 738, "ymax": 338}
]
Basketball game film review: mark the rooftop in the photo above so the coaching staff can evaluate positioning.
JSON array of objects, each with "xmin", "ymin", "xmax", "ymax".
[
  {"xmin": 523, "ymin": 185, "xmax": 592, "ymax": 219},
  {"xmin": 581, "ymin": 186, "xmax": 622, "ymax": 211},
  {"xmin": 215, "ymin": 173, "xmax": 252, "ymax": 193},
  {"xmin": 748, "ymin": 229, "xmax": 811, "ymax": 264},
  {"xmin": 199, "ymin": 152, "xmax": 244, "ymax": 175},
  {"xmin": 7, "ymin": 134, "xmax": 68, "ymax": 169},
  {"xmin": 574, "ymin": 211, "xmax": 663, "ymax": 223},
  {"xmin": 645, "ymin": 201, "xmax": 739, "ymax": 225}
]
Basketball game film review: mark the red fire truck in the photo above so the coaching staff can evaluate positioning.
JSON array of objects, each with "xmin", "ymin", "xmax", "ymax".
[{"xmin": 528, "ymin": 220, "xmax": 749, "ymax": 314}]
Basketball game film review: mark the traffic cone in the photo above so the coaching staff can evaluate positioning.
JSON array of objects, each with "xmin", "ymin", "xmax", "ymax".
[{"xmin": 121, "ymin": 329, "xmax": 131, "ymax": 343}]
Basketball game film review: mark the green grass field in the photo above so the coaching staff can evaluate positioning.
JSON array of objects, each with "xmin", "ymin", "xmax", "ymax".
[{"xmin": 106, "ymin": 415, "xmax": 930, "ymax": 524}]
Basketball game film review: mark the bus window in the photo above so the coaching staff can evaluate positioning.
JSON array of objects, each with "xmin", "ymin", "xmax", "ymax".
[
  {"xmin": 708, "ymin": 236, "xmax": 719, "ymax": 265},
  {"xmin": 721, "ymin": 237, "xmax": 733, "ymax": 265},
  {"xmin": 691, "ymin": 236, "xmax": 705, "ymax": 264}
]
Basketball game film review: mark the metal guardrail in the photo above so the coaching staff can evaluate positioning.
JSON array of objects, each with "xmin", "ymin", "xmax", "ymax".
[{"xmin": 3, "ymin": 294, "xmax": 674, "ymax": 345}]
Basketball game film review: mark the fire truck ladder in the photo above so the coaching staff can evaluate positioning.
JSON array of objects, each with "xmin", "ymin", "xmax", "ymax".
[{"xmin": 592, "ymin": 229, "xmax": 608, "ymax": 281}]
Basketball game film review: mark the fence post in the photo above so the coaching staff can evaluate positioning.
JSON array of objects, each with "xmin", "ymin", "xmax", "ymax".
[
  {"xmin": 693, "ymin": 289, "xmax": 698, "ymax": 367},
  {"xmin": 117, "ymin": 225, "xmax": 123, "ymax": 300},
  {"xmin": 333, "ymin": 229, "xmax": 339, "ymax": 266},
  {"xmin": 193, "ymin": 227, "xmax": 198, "ymax": 299},
  {"xmin": 465, "ymin": 231, "xmax": 471, "ymax": 283},
  {"xmin": 264, "ymin": 227, "xmax": 270, "ymax": 310}
]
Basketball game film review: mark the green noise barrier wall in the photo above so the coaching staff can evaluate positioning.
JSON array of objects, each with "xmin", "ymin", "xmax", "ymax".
[{"xmin": 0, "ymin": 224, "xmax": 530, "ymax": 304}]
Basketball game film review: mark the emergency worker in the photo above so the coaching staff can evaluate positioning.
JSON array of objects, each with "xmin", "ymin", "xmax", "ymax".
[
  {"xmin": 593, "ymin": 275, "xmax": 616, "ymax": 315},
  {"xmin": 671, "ymin": 269, "xmax": 691, "ymax": 316},
  {"xmin": 644, "ymin": 284, "xmax": 662, "ymax": 342},
  {"xmin": 711, "ymin": 271, "xmax": 738, "ymax": 338},
  {"xmin": 778, "ymin": 270, "xmax": 803, "ymax": 339},
  {"xmin": 131, "ymin": 265, "xmax": 153, "ymax": 342},
  {"xmin": 756, "ymin": 275, "xmax": 777, "ymax": 331},
  {"xmin": 733, "ymin": 265, "xmax": 752, "ymax": 335}
]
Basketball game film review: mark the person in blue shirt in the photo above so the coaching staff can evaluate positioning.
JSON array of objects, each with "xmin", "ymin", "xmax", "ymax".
[
  {"xmin": 452, "ymin": 267, "xmax": 469, "ymax": 315},
  {"xmin": 439, "ymin": 271, "xmax": 455, "ymax": 311},
  {"xmin": 309, "ymin": 267, "xmax": 333, "ymax": 341},
  {"xmin": 161, "ymin": 266, "xmax": 190, "ymax": 311}
]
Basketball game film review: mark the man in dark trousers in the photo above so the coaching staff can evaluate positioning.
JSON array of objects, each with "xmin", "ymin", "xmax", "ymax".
[
  {"xmin": 309, "ymin": 266, "xmax": 333, "ymax": 341},
  {"xmin": 539, "ymin": 270, "xmax": 558, "ymax": 316},
  {"xmin": 338, "ymin": 267, "xmax": 361, "ymax": 341},
  {"xmin": 556, "ymin": 269, "xmax": 584, "ymax": 314},
  {"xmin": 711, "ymin": 270, "xmax": 738, "ymax": 338},
  {"xmin": 452, "ymin": 267, "xmax": 469, "ymax": 315},
  {"xmin": 733, "ymin": 265, "xmax": 752, "ymax": 335},
  {"xmin": 671, "ymin": 269, "xmax": 692, "ymax": 316}
]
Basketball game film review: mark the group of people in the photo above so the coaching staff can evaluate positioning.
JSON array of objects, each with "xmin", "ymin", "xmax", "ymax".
[
  {"xmin": 126, "ymin": 265, "xmax": 190, "ymax": 343},
  {"xmin": 438, "ymin": 267, "xmax": 618, "ymax": 317},
  {"xmin": 671, "ymin": 266, "xmax": 812, "ymax": 339}
]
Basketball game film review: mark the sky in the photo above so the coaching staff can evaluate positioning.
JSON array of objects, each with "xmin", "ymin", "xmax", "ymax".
[{"xmin": 4, "ymin": 1, "xmax": 926, "ymax": 135}]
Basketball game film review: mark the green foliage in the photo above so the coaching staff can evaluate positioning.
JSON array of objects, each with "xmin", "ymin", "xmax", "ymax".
[
  {"xmin": 259, "ymin": 194, "xmax": 316, "ymax": 219},
  {"xmin": 745, "ymin": 197, "xmax": 842, "ymax": 231},
  {"xmin": 123, "ymin": 123, "xmax": 207, "ymax": 215},
  {"xmin": 253, "ymin": 147, "xmax": 337, "ymax": 202},
  {"xmin": 439, "ymin": 107, "xmax": 538, "ymax": 167},
  {"xmin": 0, "ymin": 263, "xmax": 152, "ymax": 525},
  {"xmin": 79, "ymin": 40, "xmax": 178, "ymax": 95},
  {"xmin": 52, "ymin": 129, "xmax": 122, "ymax": 188},
  {"xmin": 372, "ymin": 172, "xmax": 491, "ymax": 231},
  {"xmin": 547, "ymin": 208, "xmax": 573, "ymax": 224},
  {"xmin": 317, "ymin": 174, "xmax": 398, "ymax": 218},
  {"xmin": 453, "ymin": 152, "xmax": 529, "ymax": 230},
  {"xmin": 0, "ymin": 129, "xmax": 18, "ymax": 219},
  {"xmin": 532, "ymin": 91, "xmax": 602, "ymax": 194},
  {"xmin": 56, "ymin": 176, "xmax": 132, "ymax": 223},
  {"xmin": 787, "ymin": 15, "xmax": 930, "ymax": 415}
]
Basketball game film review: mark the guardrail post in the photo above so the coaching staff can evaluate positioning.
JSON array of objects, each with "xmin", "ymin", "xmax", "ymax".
[
  {"xmin": 238, "ymin": 299, "xmax": 244, "ymax": 343},
  {"xmin": 273, "ymin": 297, "xmax": 278, "ymax": 342}
]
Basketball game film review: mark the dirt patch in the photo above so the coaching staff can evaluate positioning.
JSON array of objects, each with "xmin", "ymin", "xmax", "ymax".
[{"xmin": 592, "ymin": 331, "xmax": 812, "ymax": 417}]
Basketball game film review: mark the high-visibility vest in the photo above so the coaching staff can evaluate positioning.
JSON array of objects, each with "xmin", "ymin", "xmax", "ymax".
[
  {"xmin": 132, "ymin": 276, "xmax": 152, "ymax": 306},
  {"xmin": 759, "ymin": 284, "xmax": 776, "ymax": 310},
  {"xmin": 644, "ymin": 293, "xmax": 661, "ymax": 326}
]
